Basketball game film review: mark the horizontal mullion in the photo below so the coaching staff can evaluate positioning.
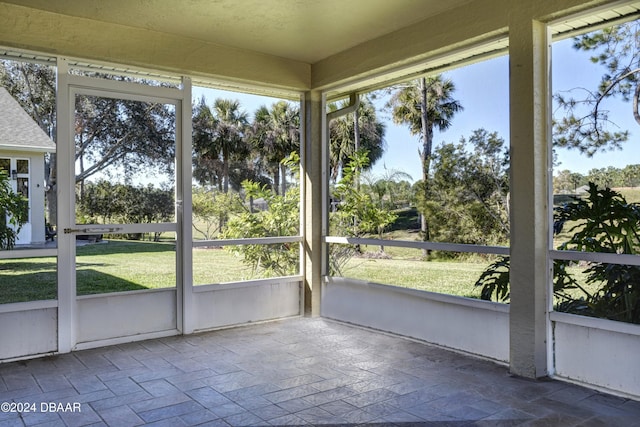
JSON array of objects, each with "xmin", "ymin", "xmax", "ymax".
[
  {"xmin": 325, "ymin": 236, "xmax": 509, "ymax": 255},
  {"xmin": 194, "ymin": 275, "xmax": 304, "ymax": 292},
  {"xmin": 193, "ymin": 236, "xmax": 302, "ymax": 247},
  {"xmin": 67, "ymin": 222, "xmax": 176, "ymax": 235},
  {"xmin": 68, "ymin": 76, "xmax": 183, "ymax": 103},
  {"xmin": 0, "ymin": 248, "xmax": 57, "ymax": 259},
  {"xmin": 550, "ymin": 250, "xmax": 640, "ymax": 266}
]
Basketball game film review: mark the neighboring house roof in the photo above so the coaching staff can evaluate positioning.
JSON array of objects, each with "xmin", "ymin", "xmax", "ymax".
[
  {"xmin": 0, "ymin": 87, "xmax": 55, "ymax": 153},
  {"xmin": 576, "ymin": 185, "xmax": 590, "ymax": 194}
]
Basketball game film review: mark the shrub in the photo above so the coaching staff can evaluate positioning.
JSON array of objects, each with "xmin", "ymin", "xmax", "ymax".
[
  {"xmin": 0, "ymin": 170, "xmax": 28, "ymax": 250},
  {"xmin": 475, "ymin": 183, "xmax": 640, "ymax": 324}
]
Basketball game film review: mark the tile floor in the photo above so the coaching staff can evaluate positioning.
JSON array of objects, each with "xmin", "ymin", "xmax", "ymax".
[{"xmin": 1, "ymin": 317, "xmax": 639, "ymax": 426}]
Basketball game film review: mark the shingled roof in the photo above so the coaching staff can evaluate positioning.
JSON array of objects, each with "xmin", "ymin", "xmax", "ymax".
[{"xmin": 0, "ymin": 87, "xmax": 55, "ymax": 152}]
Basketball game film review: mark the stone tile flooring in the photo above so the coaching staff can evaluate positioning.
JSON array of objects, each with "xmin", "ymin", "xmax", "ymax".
[{"xmin": 1, "ymin": 317, "xmax": 639, "ymax": 426}]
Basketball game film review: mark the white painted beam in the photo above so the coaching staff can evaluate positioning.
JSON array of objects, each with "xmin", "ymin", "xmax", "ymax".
[{"xmin": 508, "ymin": 17, "xmax": 552, "ymax": 379}]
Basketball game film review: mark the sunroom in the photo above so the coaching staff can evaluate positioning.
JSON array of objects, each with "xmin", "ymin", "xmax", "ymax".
[{"xmin": 1, "ymin": 0, "xmax": 640, "ymax": 415}]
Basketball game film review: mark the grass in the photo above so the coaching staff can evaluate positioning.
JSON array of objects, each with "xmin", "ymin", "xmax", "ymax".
[
  {"xmin": 4, "ymin": 197, "xmax": 627, "ymax": 305},
  {"xmin": 192, "ymin": 246, "xmax": 293, "ymax": 284},
  {"xmin": 339, "ymin": 256, "xmax": 488, "ymax": 299},
  {"xmin": 76, "ymin": 240, "xmax": 176, "ymax": 294},
  {"xmin": 613, "ymin": 186, "xmax": 640, "ymax": 202},
  {"xmin": 0, "ymin": 240, "xmax": 177, "ymax": 304},
  {"xmin": 0, "ymin": 239, "xmax": 298, "ymax": 304},
  {"xmin": 552, "ymin": 186, "xmax": 640, "ymax": 248},
  {"xmin": 0, "ymin": 209, "xmax": 499, "ymax": 304},
  {"xmin": 0, "ymin": 237, "xmax": 490, "ymax": 304},
  {"xmin": 1, "ymin": 237, "xmax": 604, "ymax": 308}
]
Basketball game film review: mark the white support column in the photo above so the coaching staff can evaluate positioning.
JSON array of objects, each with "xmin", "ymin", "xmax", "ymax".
[
  {"xmin": 302, "ymin": 90, "xmax": 324, "ymax": 316},
  {"xmin": 508, "ymin": 17, "xmax": 552, "ymax": 378},
  {"xmin": 178, "ymin": 77, "xmax": 194, "ymax": 334},
  {"xmin": 56, "ymin": 58, "xmax": 77, "ymax": 353}
]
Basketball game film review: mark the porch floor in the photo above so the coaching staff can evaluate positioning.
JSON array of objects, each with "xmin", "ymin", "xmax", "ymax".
[{"xmin": 1, "ymin": 317, "xmax": 639, "ymax": 426}]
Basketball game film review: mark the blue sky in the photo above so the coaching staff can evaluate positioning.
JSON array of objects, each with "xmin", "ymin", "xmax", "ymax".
[{"xmin": 193, "ymin": 33, "xmax": 639, "ymax": 182}]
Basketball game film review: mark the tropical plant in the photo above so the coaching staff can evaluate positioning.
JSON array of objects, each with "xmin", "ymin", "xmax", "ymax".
[
  {"xmin": 330, "ymin": 151, "xmax": 398, "ymax": 265},
  {"xmin": 249, "ymin": 101, "xmax": 300, "ymax": 195},
  {"xmin": 331, "ymin": 151, "xmax": 397, "ymax": 238},
  {"xmin": 192, "ymin": 97, "xmax": 223, "ymax": 189},
  {"xmin": 476, "ymin": 183, "xmax": 640, "ymax": 324},
  {"xmin": 362, "ymin": 168, "xmax": 413, "ymax": 211},
  {"xmin": 192, "ymin": 186, "xmax": 243, "ymax": 240},
  {"xmin": 192, "ymin": 97, "xmax": 250, "ymax": 193},
  {"xmin": 328, "ymin": 97, "xmax": 386, "ymax": 182},
  {"xmin": 387, "ymin": 75, "xmax": 463, "ymax": 246},
  {"xmin": 222, "ymin": 153, "xmax": 300, "ymax": 277}
]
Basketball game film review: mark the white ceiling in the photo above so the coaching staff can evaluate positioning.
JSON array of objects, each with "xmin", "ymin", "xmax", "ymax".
[{"xmin": 3, "ymin": 0, "xmax": 472, "ymax": 63}]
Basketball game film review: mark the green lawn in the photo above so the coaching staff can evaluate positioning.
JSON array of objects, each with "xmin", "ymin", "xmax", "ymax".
[
  {"xmin": 613, "ymin": 186, "xmax": 640, "ymax": 202},
  {"xmin": 0, "ymin": 238, "xmax": 493, "ymax": 304},
  {"xmin": 339, "ymin": 256, "xmax": 488, "ymax": 298},
  {"xmin": 2, "ymin": 196, "xmax": 631, "ymax": 305},
  {"xmin": 0, "ymin": 239, "xmax": 299, "ymax": 304},
  {"xmin": 0, "ymin": 236, "xmax": 600, "ymax": 306},
  {"xmin": 193, "ymin": 246, "xmax": 290, "ymax": 284},
  {"xmin": 0, "ymin": 240, "xmax": 177, "ymax": 303},
  {"xmin": 553, "ymin": 186, "xmax": 640, "ymax": 247}
]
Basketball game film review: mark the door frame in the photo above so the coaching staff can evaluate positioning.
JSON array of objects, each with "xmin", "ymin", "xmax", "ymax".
[{"xmin": 56, "ymin": 59, "xmax": 193, "ymax": 351}]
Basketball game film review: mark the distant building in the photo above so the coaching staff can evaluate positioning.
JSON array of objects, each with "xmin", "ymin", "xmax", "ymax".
[
  {"xmin": 575, "ymin": 185, "xmax": 590, "ymax": 194},
  {"xmin": 0, "ymin": 87, "xmax": 56, "ymax": 244}
]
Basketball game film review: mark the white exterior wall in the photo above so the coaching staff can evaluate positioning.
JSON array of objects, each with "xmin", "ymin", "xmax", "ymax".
[
  {"xmin": 552, "ymin": 312, "xmax": 640, "ymax": 398},
  {"xmin": 0, "ymin": 150, "xmax": 48, "ymax": 244},
  {"xmin": 193, "ymin": 279, "xmax": 301, "ymax": 331},
  {"xmin": 76, "ymin": 289, "xmax": 177, "ymax": 346},
  {"xmin": 322, "ymin": 277, "xmax": 510, "ymax": 362},
  {"xmin": 29, "ymin": 152, "xmax": 47, "ymax": 244},
  {"xmin": 0, "ymin": 301, "xmax": 57, "ymax": 360}
]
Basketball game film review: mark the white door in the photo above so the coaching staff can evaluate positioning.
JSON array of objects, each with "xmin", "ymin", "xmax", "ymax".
[{"xmin": 56, "ymin": 67, "xmax": 192, "ymax": 349}]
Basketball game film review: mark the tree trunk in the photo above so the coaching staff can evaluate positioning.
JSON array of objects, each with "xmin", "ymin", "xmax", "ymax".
[
  {"xmin": 220, "ymin": 148, "xmax": 229, "ymax": 229},
  {"xmin": 45, "ymin": 153, "xmax": 57, "ymax": 225},
  {"xmin": 631, "ymin": 79, "xmax": 640, "ymax": 126},
  {"xmin": 353, "ymin": 108, "xmax": 361, "ymax": 190},
  {"xmin": 280, "ymin": 162, "xmax": 287, "ymax": 196},
  {"xmin": 419, "ymin": 77, "xmax": 432, "ymax": 257},
  {"xmin": 79, "ymin": 153, "xmax": 85, "ymax": 201},
  {"xmin": 222, "ymin": 147, "xmax": 229, "ymax": 193},
  {"xmin": 273, "ymin": 168, "xmax": 280, "ymax": 195}
]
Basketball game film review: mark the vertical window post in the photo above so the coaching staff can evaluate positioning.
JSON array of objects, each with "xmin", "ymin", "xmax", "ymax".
[{"xmin": 508, "ymin": 17, "xmax": 552, "ymax": 378}]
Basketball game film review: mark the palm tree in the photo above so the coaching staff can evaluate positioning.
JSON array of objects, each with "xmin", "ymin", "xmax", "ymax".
[
  {"xmin": 329, "ymin": 96, "xmax": 386, "ymax": 182},
  {"xmin": 193, "ymin": 97, "xmax": 249, "ymax": 193},
  {"xmin": 193, "ymin": 97, "xmax": 223, "ymax": 189},
  {"xmin": 387, "ymin": 75, "xmax": 463, "ymax": 245},
  {"xmin": 363, "ymin": 168, "xmax": 413, "ymax": 210},
  {"xmin": 213, "ymin": 99, "xmax": 250, "ymax": 193},
  {"xmin": 250, "ymin": 101, "xmax": 300, "ymax": 195}
]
